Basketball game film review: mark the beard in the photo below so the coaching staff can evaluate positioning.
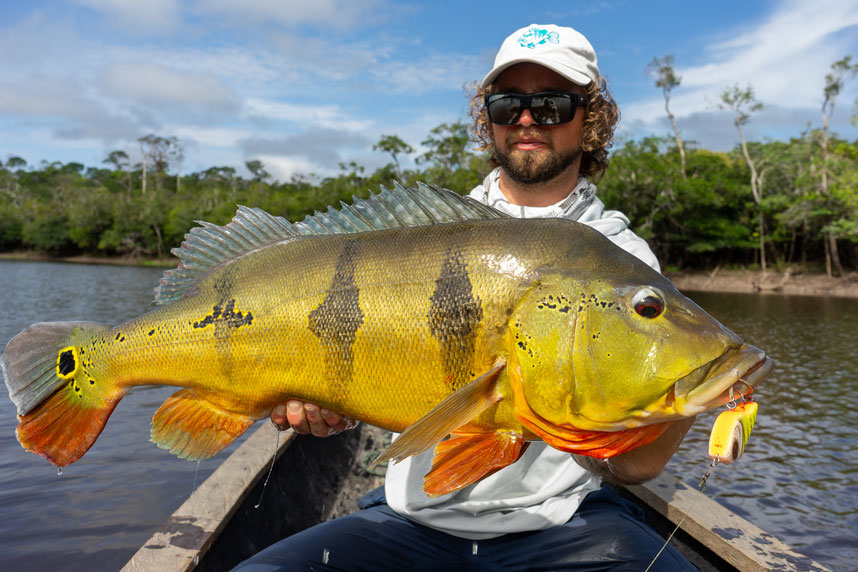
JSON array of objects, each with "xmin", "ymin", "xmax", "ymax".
[{"xmin": 494, "ymin": 131, "xmax": 581, "ymax": 185}]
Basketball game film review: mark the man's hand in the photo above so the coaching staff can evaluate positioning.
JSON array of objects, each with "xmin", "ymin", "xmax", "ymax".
[
  {"xmin": 574, "ymin": 416, "xmax": 696, "ymax": 485},
  {"xmin": 269, "ymin": 400, "xmax": 357, "ymax": 437}
]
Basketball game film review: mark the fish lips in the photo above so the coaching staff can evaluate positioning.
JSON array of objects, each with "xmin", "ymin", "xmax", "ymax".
[{"xmin": 672, "ymin": 344, "xmax": 772, "ymax": 416}]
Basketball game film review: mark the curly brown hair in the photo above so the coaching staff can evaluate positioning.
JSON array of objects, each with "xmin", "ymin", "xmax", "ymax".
[{"xmin": 468, "ymin": 77, "xmax": 620, "ymax": 182}]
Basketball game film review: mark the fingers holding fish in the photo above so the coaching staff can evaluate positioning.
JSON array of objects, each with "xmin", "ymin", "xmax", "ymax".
[{"xmin": 269, "ymin": 400, "xmax": 354, "ymax": 437}]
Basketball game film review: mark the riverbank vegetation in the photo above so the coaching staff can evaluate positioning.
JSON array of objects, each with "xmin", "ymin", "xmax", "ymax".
[
  {"xmin": 2, "ymin": 59, "xmax": 857, "ymax": 275},
  {"xmin": 2, "ymin": 126, "xmax": 856, "ymax": 274}
]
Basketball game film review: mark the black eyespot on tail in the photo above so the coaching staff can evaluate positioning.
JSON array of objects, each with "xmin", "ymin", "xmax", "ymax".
[{"xmin": 58, "ymin": 350, "xmax": 76, "ymax": 376}]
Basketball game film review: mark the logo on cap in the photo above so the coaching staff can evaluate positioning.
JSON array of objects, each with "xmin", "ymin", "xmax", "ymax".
[{"xmin": 517, "ymin": 27, "xmax": 559, "ymax": 49}]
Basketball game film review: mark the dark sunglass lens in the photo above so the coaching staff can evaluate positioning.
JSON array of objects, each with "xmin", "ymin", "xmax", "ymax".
[
  {"xmin": 531, "ymin": 95, "xmax": 573, "ymax": 125},
  {"xmin": 488, "ymin": 96, "xmax": 522, "ymax": 125}
]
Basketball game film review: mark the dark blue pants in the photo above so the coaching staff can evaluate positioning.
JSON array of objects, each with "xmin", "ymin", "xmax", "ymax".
[{"xmin": 233, "ymin": 485, "xmax": 698, "ymax": 571}]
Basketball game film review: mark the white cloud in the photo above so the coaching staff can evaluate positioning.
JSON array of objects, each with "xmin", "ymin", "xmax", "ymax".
[
  {"xmin": 368, "ymin": 52, "xmax": 486, "ymax": 94},
  {"xmin": 73, "ymin": 0, "xmax": 182, "ymax": 35},
  {"xmin": 256, "ymin": 154, "xmax": 324, "ymax": 181},
  {"xmin": 623, "ymin": 0, "xmax": 858, "ymax": 142},
  {"xmin": 193, "ymin": 0, "xmax": 390, "ymax": 30},
  {"xmin": 100, "ymin": 62, "xmax": 239, "ymax": 113},
  {"xmin": 169, "ymin": 125, "xmax": 256, "ymax": 148},
  {"xmin": 240, "ymin": 128, "xmax": 371, "ymax": 166},
  {"xmin": 0, "ymin": 77, "xmax": 102, "ymax": 120},
  {"xmin": 241, "ymin": 99, "xmax": 372, "ymax": 131}
]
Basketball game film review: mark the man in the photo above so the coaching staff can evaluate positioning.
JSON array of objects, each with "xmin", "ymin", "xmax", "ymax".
[{"xmin": 239, "ymin": 24, "xmax": 697, "ymax": 571}]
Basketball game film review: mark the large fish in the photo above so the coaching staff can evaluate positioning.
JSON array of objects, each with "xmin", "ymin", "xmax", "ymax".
[{"xmin": 2, "ymin": 183, "xmax": 771, "ymax": 496}]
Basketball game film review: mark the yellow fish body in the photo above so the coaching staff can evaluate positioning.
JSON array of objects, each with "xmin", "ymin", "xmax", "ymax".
[{"xmin": 1, "ymin": 184, "xmax": 771, "ymax": 496}]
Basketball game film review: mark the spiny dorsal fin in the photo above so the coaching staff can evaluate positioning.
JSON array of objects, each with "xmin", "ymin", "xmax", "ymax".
[{"xmin": 154, "ymin": 182, "xmax": 506, "ymax": 304}]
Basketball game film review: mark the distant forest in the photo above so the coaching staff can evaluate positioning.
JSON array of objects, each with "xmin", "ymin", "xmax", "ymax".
[{"xmin": 2, "ymin": 57, "xmax": 858, "ymax": 275}]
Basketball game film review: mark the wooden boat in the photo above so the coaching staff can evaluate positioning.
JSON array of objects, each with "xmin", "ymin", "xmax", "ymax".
[{"xmin": 123, "ymin": 423, "xmax": 829, "ymax": 572}]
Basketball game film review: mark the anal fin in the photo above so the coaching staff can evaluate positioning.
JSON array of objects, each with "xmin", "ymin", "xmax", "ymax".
[
  {"xmin": 373, "ymin": 362, "xmax": 505, "ymax": 467},
  {"xmin": 424, "ymin": 430, "xmax": 528, "ymax": 497},
  {"xmin": 151, "ymin": 389, "xmax": 254, "ymax": 461}
]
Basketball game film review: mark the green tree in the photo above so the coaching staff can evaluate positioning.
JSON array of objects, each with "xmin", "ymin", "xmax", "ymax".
[
  {"xmin": 646, "ymin": 55, "xmax": 686, "ymax": 178},
  {"xmin": 245, "ymin": 159, "xmax": 270, "ymax": 182},
  {"xmin": 373, "ymin": 134, "xmax": 414, "ymax": 178},
  {"xmin": 719, "ymin": 84, "xmax": 767, "ymax": 273},
  {"xmin": 819, "ymin": 55, "xmax": 858, "ymax": 276},
  {"xmin": 416, "ymin": 122, "xmax": 485, "ymax": 191},
  {"xmin": 104, "ymin": 150, "xmax": 133, "ymax": 196}
]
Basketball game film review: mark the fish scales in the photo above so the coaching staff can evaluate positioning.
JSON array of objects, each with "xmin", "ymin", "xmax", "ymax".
[
  {"xmin": 2, "ymin": 184, "xmax": 772, "ymax": 496},
  {"xmin": 116, "ymin": 220, "xmax": 552, "ymax": 430}
]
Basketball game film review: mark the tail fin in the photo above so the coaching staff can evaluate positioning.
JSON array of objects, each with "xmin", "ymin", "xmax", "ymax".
[{"xmin": 1, "ymin": 322, "xmax": 127, "ymax": 466}]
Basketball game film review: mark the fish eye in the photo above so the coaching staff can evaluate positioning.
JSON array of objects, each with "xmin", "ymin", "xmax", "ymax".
[{"xmin": 633, "ymin": 289, "xmax": 664, "ymax": 319}]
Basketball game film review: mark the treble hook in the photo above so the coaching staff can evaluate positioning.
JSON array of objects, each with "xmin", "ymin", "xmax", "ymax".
[{"xmin": 727, "ymin": 377, "xmax": 755, "ymax": 409}]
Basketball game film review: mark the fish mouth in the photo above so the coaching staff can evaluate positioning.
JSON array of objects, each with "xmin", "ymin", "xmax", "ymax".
[{"xmin": 673, "ymin": 344, "xmax": 772, "ymax": 416}]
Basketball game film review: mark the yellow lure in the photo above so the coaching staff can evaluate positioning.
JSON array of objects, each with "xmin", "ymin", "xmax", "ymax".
[{"xmin": 708, "ymin": 401, "xmax": 758, "ymax": 464}]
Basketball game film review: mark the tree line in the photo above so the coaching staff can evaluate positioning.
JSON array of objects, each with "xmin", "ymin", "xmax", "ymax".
[{"xmin": 1, "ymin": 57, "xmax": 856, "ymax": 275}]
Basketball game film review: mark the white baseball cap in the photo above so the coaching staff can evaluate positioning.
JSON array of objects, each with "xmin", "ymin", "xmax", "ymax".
[{"xmin": 480, "ymin": 24, "xmax": 600, "ymax": 88}]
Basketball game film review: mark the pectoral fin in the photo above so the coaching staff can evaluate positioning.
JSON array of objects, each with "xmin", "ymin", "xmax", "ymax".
[
  {"xmin": 423, "ymin": 430, "xmax": 528, "ymax": 497},
  {"xmin": 150, "ymin": 389, "xmax": 254, "ymax": 461},
  {"xmin": 372, "ymin": 362, "xmax": 505, "ymax": 467}
]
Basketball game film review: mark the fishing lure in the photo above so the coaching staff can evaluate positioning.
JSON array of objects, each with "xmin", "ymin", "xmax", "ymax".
[
  {"xmin": 645, "ymin": 395, "xmax": 760, "ymax": 571},
  {"xmin": 708, "ymin": 399, "xmax": 758, "ymax": 464}
]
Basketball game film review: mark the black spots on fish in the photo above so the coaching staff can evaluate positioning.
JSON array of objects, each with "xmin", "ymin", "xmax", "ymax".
[
  {"xmin": 536, "ymin": 294, "xmax": 573, "ymax": 314},
  {"xmin": 148, "ymin": 329, "xmax": 156, "ymax": 336},
  {"xmin": 114, "ymin": 332, "xmax": 125, "ymax": 342},
  {"xmin": 308, "ymin": 240, "xmax": 364, "ymax": 403},
  {"xmin": 427, "ymin": 250, "xmax": 483, "ymax": 391},
  {"xmin": 58, "ymin": 350, "xmax": 75, "ymax": 375},
  {"xmin": 516, "ymin": 339, "xmax": 534, "ymax": 358},
  {"xmin": 575, "ymin": 293, "xmax": 619, "ymax": 313},
  {"xmin": 592, "ymin": 332, "xmax": 601, "ymax": 340},
  {"xmin": 193, "ymin": 271, "xmax": 255, "ymax": 341},
  {"xmin": 56, "ymin": 347, "xmax": 78, "ymax": 379},
  {"xmin": 193, "ymin": 299, "xmax": 254, "ymax": 339}
]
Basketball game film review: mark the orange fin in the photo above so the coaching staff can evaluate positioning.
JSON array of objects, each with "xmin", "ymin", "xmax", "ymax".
[
  {"xmin": 15, "ymin": 381, "xmax": 128, "ymax": 467},
  {"xmin": 150, "ymin": 389, "xmax": 254, "ymax": 461},
  {"xmin": 533, "ymin": 422, "xmax": 668, "ymax": 459},
  {"xmin": 373, "ymin": 362, "xmax": 505, "ymax": 467},
  {"xmin": 423, "ymin": 430, "xmax": 528, "ymax": 497}
]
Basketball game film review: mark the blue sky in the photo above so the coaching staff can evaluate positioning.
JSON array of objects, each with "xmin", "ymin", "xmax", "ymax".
[{"xmin": 1, "ymin": 0, "xmax": 857, "ymax": 182}]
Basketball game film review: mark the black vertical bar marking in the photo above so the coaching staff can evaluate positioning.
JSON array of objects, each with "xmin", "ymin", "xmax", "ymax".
[
  {"xmin": 308, "ymin": 240, "xmax": 364, "ymax": 405},
  {"xmin": 427, "ymin": 251, "xmax": 483, "ymax": 390}
]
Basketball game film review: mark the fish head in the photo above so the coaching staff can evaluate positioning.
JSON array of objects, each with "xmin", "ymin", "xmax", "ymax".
[{"xmin": 508, "ymin": 265, "xmax": 772, "ymax": 442}]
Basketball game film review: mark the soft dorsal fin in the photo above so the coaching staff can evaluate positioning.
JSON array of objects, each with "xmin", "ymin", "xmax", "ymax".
[{"xmin": 154, "ymin": 182, "xmax": 505, "ymax": 305}]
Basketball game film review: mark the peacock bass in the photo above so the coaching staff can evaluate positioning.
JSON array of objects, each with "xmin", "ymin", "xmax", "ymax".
[{"xmin": 1, "ymin": 183, "xmax": 772, "ymax": 496}]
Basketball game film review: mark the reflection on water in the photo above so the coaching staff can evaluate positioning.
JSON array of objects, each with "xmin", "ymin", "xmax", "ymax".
[
  {"xmin": 0, "ymin": 262, "xmax": 855, "ymax": 570},
  {"xmin": 668, "ymin": 291, "xmax": 858, "ymax": 571}
]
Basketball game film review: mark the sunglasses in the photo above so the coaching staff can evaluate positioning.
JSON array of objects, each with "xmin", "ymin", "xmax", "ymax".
[{"xmin": 485, "ymin": 92, "xmax": 588, "ymax": 126}]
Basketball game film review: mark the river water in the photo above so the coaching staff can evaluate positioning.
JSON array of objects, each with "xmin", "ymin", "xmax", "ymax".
[{"xmin": 0, "ymin": 260, "xmax": 855, "ymax": 570}]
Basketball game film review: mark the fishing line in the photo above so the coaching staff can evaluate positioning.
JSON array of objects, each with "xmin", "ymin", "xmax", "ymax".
[
  {"xmin": 645, "ymin": 386, "xmax": 752, "ymax": 571},
  {"xmin": 191, "ymin": 460, "xmax": 202, "ymax": 495},
  {"xmin": 254, "ymin": 429, "xmax": 281, "ymax": 509},
  {"xmin": 643, "ymin": 457, "xmax": 719, "ymax": 572}
]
